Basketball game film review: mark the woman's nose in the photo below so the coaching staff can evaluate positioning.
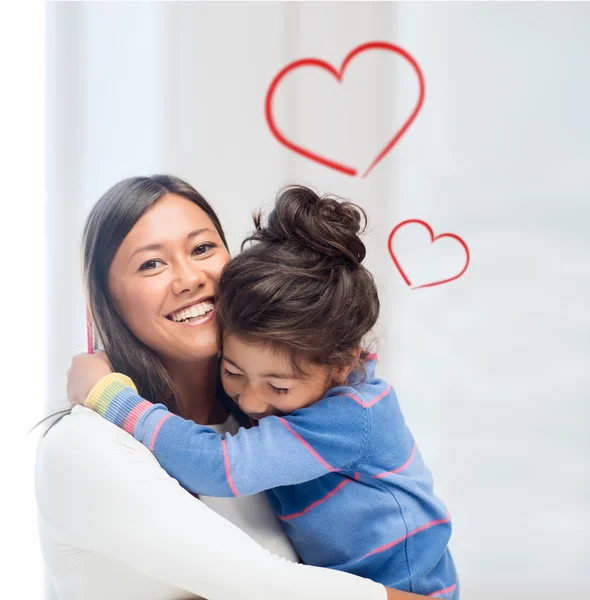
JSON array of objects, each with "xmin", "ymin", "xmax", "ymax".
[{"xmin": 171, "ymin": 260, "xmax": 206, "ymax": 295}]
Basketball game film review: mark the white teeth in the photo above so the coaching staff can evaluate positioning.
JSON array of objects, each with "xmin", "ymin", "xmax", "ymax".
[{"xmin": 169, "ymin": 301, "xmax": 214, "ymax": 322}]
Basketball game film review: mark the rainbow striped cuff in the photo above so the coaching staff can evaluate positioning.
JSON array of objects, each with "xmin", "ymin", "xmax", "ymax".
[{"xmin": 85, "ymin": 373, "xmax": 153, "ymax": 434}]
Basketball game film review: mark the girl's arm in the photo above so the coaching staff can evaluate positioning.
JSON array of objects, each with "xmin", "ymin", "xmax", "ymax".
[
  {"xmin": 36, "ymin": 406, "xmax": 388, "ymax": 600},
  {"xmin": 84, "ymin": 373, "xmax": 370, "ymax": 497}
]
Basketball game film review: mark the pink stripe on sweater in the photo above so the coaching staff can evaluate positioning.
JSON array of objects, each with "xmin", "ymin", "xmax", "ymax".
[
  {"xmin": 346, "ymin": 385, "xmax": 390, "ymax": 409},
  {"xmin": 428, "ymin": 582, "xmax": 457, "ymax": 597},
  {"xmin": 222, "ymin": 438, "xmax": 241, "ymax": 497},
  {"xmin": 123, "ymin": 401, "xmax": 152, "ymax": 435},
  {"xmin": 373, "ymin": 443, "xmax": 417, "ymax": 479},
  {"xmin": 279, "ymin": 473, "xmax": 360, "ymax": 521},
  {"xmin": 361, "ymin": 514, "xmax": 451, "ymax": 560},
  {"xmin": 278, "ymin": 417, "xmax": 334, "ymax": 472},
  {"xmin": 149, "ymin": 413, "xmax": 173, "ymax": 452}
]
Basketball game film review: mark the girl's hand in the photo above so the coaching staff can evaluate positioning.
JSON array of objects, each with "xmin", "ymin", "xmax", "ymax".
[{"xmin": 67, "ymin": 351, "xmax": 113, "ymax": 406}]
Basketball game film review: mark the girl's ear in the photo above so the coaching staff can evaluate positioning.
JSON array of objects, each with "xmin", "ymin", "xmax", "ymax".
[{"xmin": 331, "ymin": 346, "xmax": 362, "ymax": 385}]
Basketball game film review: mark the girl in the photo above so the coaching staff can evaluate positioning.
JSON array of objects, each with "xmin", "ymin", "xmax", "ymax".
[{"xmin": 71, "ymin": 185, "xmax": 458, "ymax": 598}]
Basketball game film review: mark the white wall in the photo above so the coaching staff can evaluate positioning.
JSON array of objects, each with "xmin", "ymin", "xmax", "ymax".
[
  {"xmin": 41, "ymin": 2, "xmax": 589, "ymax": 599},
  {"xmin": 387, "ymin": 3, "xmax": 590, "ymax": 597},
  {"xmin": 1, "ymin": 2, "xmax": 46, "ymax": 598}
]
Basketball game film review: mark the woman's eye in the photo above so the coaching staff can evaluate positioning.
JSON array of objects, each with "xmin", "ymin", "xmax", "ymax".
[
  {"xmin": 223, "ymin": 369, "xmax": 243, "ymax": 379},
  {"xmin": 139, "ymin": 259, "xmax": 164, "ymax": 271},
  {"xmin": 192, "ymin": 243, "xmax": 216, "ymax": 256},
  {"xmin": 269, "ymin": 384, "xmax": 289, "ymax": 395}
]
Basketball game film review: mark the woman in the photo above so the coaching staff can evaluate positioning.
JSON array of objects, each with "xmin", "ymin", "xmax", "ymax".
[{"xmin": 36, "ymin": 175, "xmax": 433, "ymax": 600}]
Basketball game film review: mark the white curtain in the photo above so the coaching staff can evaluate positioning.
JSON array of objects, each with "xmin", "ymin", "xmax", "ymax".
[{"xmin": 43, "ymin": 2, "xmax": 589, "ymax": 599}]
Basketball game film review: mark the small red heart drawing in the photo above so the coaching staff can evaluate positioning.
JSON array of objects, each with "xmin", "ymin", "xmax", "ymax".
[
  {"xmin": 265, "ymin": 41, "xmax": 425, "ymax": 178},
  {"xmin": 388, "ymin": 219, "xmax": 470, "ymax": 289}
]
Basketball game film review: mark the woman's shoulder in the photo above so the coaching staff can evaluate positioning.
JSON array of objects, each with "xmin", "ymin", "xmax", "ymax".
[
  {"xmin": 35, "ymin": 406, "xmax": 159, "ymax": 529},
  {"xmin": 37, "ymin": 405, "xmax": 153, "ymax": 466}
]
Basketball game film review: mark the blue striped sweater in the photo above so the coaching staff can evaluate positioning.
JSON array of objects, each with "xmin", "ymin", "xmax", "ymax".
[{"xmin": 86, "ymin": 355, "xmax": 458, "ymax": 597}]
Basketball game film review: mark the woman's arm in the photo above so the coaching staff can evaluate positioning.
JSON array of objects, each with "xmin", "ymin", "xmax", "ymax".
[{"xmin": 36, "ymin": 406, "xmax": 388, "ymax": 600}]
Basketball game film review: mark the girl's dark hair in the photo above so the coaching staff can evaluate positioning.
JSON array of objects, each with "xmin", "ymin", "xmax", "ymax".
[
  {"xmin": 34, "ymin": 175, "xmax": 227, "ymax": 435},
  {"xmin": 216, "ymin": 185, "xmax": 379, "ymax": 377}
]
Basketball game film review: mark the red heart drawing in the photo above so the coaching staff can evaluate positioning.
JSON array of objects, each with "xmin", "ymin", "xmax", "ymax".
[
  {"xmin": 388, "ymin": 219, "xmax": 470, "ymax": 289},
  {"xmin": 265, "ymin": 41, "xmax": 425, "ymax": 178}
]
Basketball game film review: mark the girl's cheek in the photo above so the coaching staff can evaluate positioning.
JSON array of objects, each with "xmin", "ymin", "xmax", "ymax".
[{"xmin": 221, "ymin": 377, "xmax": 237, "ymax": 394}]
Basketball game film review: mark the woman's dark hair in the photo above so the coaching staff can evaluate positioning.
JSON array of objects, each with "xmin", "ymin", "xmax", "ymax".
[
  {"xmin": 33, "ymin": 175, "xmax": 227, "ymax": 435},
  {"xmin": 216, "ymin": 185, "xmax": 379, "ymax": 377}
]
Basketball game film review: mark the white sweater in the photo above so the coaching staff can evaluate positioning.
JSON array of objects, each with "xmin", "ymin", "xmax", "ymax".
[{"xmin": 35, "ymin": 406, "xmax": 386, "ymax": 600}]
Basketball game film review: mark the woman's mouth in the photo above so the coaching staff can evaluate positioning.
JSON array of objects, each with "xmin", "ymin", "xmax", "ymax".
[{"xmin": 166, "ymin": 300, "xmax": 215, "ymax": 327}]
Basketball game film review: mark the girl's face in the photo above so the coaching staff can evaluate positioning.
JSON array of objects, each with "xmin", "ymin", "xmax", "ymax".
[
  {"xmin": 221, "ymin": 334, "xmax": 350, "ymax": 420},
  {"xmin": 108, "ymin": 193, "xmax": 230, "ymax": 365}
]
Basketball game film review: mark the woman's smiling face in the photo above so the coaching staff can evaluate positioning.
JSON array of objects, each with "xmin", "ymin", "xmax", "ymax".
[{"xmin": 107, "ymin": 193, "xmax": 230, "ymax": 365}]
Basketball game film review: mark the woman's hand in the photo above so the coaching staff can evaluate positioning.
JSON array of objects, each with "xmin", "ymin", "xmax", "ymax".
[{"xmin": 67, "ymin": 350, "xmax": 113, "ymax": 406}]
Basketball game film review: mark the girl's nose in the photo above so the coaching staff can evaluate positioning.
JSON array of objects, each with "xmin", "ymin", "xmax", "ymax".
[{"xmin": 235, "ymin": 390, "xmax": 268, "ymax": 417}]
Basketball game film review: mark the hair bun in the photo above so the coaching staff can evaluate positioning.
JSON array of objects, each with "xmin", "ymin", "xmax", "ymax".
[{"xmin": 250, "ymin": 185, "xmax": 367, "ymax": 268}]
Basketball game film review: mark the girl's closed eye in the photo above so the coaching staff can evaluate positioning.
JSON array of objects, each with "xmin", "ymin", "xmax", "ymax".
[
  {"xmin": 223, "ymin": 368, "xmax": 243, "ymax": 379},
  {"xmin": 269, "ymin": 384, "xmax": 289, "ymax": 395}
]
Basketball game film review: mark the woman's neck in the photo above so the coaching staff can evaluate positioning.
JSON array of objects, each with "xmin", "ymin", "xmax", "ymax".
[{"xmin": 163, "ymin": 354, "xmax": 228, "ymax": 426}]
